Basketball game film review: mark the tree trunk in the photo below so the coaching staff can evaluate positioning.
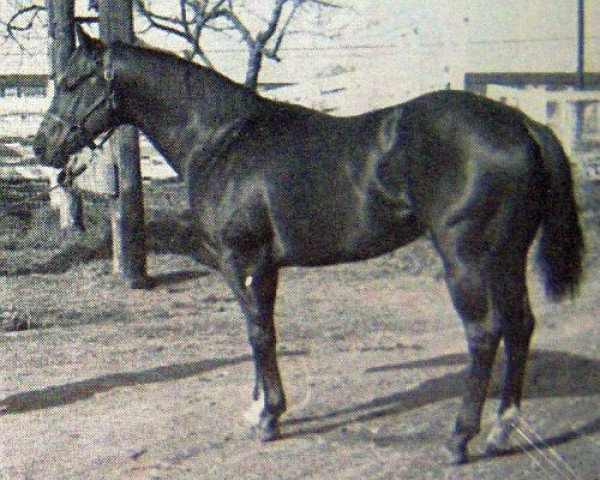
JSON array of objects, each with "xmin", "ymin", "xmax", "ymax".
[
  {"xmin": 45, "ymin": 0, "xmax": 83, "ymax": 232},
  {"xmin": 245, "ymin": 47, "xmax": 262, "ymax": 90},
  {"xmin": 97, "ymin": 0, "xmax": 151, "ymax": 289}
]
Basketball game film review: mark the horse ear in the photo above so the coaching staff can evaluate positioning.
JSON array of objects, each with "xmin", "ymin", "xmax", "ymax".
[{"xmin": 76, "ymin": 25, "xmax": 102, "ymax": 54}]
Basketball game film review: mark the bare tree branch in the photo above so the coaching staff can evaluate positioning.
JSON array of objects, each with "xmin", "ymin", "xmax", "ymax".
[
  {"xmin": 1, "ymin": 2, "xmax": 99, "ymax": 53},
  {"xmin": 2, "ymin": 1, "xmax": 345, "ymax": 88},
  {"xmin": 263, "ymin": 0, "xmax": 300, "ymax": 61},
  {"xmin": 0, "ymin": 4, "xmax": 45, "ymax": 49},
  {"xmin": 307, "ymin": 0, "xmax": 342, "ymax": 8},
  {"xmin": 136, "ymin": 0, "xmax": 345, "ymax": 89}
]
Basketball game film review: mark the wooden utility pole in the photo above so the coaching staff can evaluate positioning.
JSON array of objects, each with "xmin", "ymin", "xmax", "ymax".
[
  {"xmin": 577, "ymin": 0, "xmax": 585, "ymax": 89},
  {"xmin": 45, "ymin": 0, "xmax": 83, "ymax": 232},
  {"xmin": 574, "ymin": 0, "xmax": 586, "ymax": 146},
  {"xmin": 97, "ymin": 0, "xmax": 151, "ymax": 288}
]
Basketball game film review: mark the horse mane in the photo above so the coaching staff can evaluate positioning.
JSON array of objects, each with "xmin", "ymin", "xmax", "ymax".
[
  {"xmin": 111, "ymin": 41, "xmax": 259, "ymax": 101},
  {"xmin": 109, "ymin": 40, "xmax": 328, "ymax": 121}
]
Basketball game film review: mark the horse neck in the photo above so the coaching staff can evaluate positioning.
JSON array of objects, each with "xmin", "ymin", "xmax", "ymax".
[{"xmin": 110, "ymin": 46, "xmax": 263, "ymax": 176}]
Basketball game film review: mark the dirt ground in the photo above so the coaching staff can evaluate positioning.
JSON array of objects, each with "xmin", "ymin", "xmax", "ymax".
[{"xmin": 1, "ymin": 246, "xmax": 599, "ymax": 480}]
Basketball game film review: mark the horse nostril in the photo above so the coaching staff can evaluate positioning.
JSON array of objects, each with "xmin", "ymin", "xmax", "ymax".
[{"xmin": 32, "ymin": 137, "xmax": 46, "ymax": 159}]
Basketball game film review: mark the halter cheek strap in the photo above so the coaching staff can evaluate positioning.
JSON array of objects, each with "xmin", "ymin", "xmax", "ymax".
[
  {"xmin": 48, "ymin": 49, "xmax": 121, "ymax": 185},
  {"xmin": 47, "ymin": 92, "xmax": 114, "ymax": 151},
  {"xmin": 49, "ymin": 50, "xmax": 118, "ymax": 152},
  {"xmin": 103, "ymin": 49, "xmax": 117, "ymax": 110}
]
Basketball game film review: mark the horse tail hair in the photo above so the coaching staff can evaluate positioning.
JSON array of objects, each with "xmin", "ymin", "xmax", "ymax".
[{"xmin": 526, "ymin": 119, "xmax": 584, "ymax": 301}]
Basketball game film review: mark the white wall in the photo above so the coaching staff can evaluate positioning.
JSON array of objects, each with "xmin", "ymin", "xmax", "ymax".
[{"xmin": 486, "ymin": 84, "xmax": 600, "ymax": 161}]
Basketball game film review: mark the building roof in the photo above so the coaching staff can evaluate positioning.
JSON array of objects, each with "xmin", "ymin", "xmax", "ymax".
[{"xmin": 465, "ymin": 72, "xmax": 600, "ymax": 92}]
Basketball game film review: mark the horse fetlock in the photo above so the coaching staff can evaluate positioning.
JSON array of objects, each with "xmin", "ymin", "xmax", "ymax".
[
  {"xmin": 485, "ymin": 406, "xmax": 521, "ymax": 454},
  {"xmin": 500, "ymin": 405, "xmax": 521, "ymax": 423},
  {"xmin": 446, "ymin": 416, "xmax": 482, "ymax": 464},
  {"xmin": 445, "ymin": 434, "xmax": 470, "ymax": 465}
]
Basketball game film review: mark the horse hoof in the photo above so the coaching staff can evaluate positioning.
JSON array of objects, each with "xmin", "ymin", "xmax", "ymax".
[
  {"xmin": 252, "ymin": 416, "xmax": 281, "ymax": 442},
  {"xmin": 445, "ymin": 437, "xmax": 469, "ymax": 465},
  {"xmin": 484, "ymin": 406, "xmax": 519, "ymax": 456}
]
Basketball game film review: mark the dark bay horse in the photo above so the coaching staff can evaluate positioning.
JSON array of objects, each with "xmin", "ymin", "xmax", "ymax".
[{"xmin": 33, "ymin": 28, "xmax": 584, "ymax": 464}]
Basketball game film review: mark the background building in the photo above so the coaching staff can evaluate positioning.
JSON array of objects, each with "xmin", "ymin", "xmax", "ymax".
[{"xmin": 1, "ymin": 1, "xmax": 599, "ymax": 173}]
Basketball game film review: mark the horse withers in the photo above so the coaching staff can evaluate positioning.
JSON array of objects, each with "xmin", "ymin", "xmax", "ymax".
[{"xmin": 33, "ymin": 27, "xmax": 584, "ymax": 464}]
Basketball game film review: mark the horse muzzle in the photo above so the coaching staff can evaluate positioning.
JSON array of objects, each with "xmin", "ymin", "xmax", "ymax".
[
  {"xmin": 32, "ymin": 134, "xmax": 48, "ymax": 163},
  {"xmin": 32, "ymin": 133, "xmax": 70, "ymax": 169}
]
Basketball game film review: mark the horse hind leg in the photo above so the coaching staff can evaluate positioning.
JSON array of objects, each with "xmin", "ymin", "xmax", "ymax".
[
  {"xmin": 485, "ymin": 259, "xmax": 535, "ymax": 455},
  {"xmin": 485, "ymin": 401, "xmax": 521, "ymax": 454},
  {"xmin": 435, "ymin": 233, "xmax": 502, "ymax": 464}
]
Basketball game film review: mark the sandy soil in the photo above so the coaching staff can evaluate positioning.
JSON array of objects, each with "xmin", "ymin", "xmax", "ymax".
[{"xmin": 1, "ymin": 253, "xmax": 599, "ymax": 479}]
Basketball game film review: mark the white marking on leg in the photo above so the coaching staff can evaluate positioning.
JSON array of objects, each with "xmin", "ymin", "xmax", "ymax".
[
  {"xmin": 244, "ymin": 276, "xmax": 253, "ymax": 288},
  {"xmin": 486, "ymin": 405, "xmax": 521, "ymax": 450},
  {"xmin": 243, "ymin": 389, "xmax": 263, "ymax": 425}
]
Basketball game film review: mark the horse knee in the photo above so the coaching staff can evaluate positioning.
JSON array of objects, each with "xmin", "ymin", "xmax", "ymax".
[
  {"xmin": 247, "ymin": 323, "xmax": 275, "ymax": 353},
  {"xmin": 522, "ymin": 310, "xmax": 535, "ymax": 337},
  {"xmin": 442, "ymin": 258, "xmax": 489, "ymax": 320},
  {"xmin": 464, "ymin": 327, "xmax": 501, "ymax": 359}
]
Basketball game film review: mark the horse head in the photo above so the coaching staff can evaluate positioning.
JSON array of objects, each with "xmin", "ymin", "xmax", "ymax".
[{"xmin": 33, "ymin": 26, "xmax": 116, "ymax": 177}]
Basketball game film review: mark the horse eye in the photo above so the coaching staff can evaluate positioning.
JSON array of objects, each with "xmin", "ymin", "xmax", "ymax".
[
  {"xmin": 61, "ymin": 78, "xmax": 78, "ymax": 92},
  {"xmin": 62, "ymin": 71, "xmax": 98, "ymax": 92}
]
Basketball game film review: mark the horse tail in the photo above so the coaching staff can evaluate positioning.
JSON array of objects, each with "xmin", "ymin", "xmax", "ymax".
[{"xmin": 526, "ymin": 119, "xmax": 584, "ymax": 301}]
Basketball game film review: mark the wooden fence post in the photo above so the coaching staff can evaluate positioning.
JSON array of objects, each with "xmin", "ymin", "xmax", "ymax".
[
  {"xmin": 45, "ymin": 0, "xmax": 84, "ymax": 232},
  {"xmin": 97, "ymin": 0, "xmax": 151, "ymax": 289}
]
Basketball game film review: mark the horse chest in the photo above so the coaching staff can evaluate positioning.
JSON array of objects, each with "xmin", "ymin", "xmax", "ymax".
[{"xmin": 190, "ymin": 174, "xmax": 271, "ymax": 245}]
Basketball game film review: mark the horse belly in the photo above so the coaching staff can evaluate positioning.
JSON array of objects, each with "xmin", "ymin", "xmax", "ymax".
[{"xmin": 272, "ymin": 199, "xmax": 421, "ymax": 267}]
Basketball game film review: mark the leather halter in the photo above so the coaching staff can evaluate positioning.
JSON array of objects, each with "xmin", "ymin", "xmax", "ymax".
[
  {"xmin": 47, "ymin": 94, "xmax": 114, "ymax": 151},
  {"xmin": 50, "ymin": 56, "xmax": 118, "ymax": 185},
  {"xmin": 49, "ymin": 56, "xmax": 117, "ymax": 152}
]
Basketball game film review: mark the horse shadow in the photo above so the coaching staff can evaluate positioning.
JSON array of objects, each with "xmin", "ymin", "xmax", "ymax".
[
  {"xmin": 152, "ymin": 269, "xmax": 210, "ymax": 288},
  {"xmin": 281, "ymin": 349, "xmax": 600, "ymax": 456},
  {"xmin": 2, "ymin": 348, "xmax": 598, "ymax": 459},
  {"xmin": 0, "ymin": 350, "xmax": 306, "ymax": 415}
]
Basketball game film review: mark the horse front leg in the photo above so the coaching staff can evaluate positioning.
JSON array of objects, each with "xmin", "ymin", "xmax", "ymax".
[{"xmin": 219, "ymin": 246, "xmax": 286, "ymax": 441}]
